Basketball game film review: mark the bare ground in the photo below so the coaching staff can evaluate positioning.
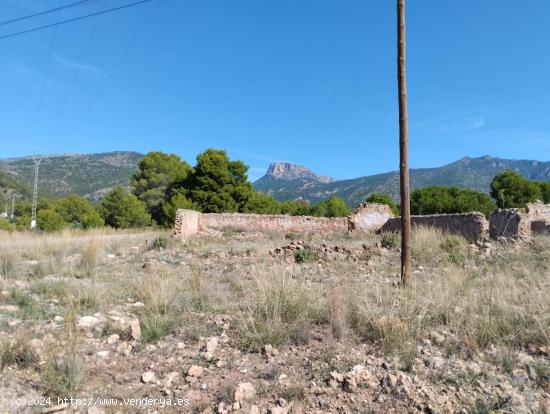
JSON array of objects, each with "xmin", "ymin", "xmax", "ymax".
[{"xmin": 0, "ymin": 227, "xmax": 549, "ymax": 413}]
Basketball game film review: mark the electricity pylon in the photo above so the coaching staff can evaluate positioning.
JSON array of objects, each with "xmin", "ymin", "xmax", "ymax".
[{"xmin": 30, "ymin": 157, "xmax": 43, "ymax": 230}]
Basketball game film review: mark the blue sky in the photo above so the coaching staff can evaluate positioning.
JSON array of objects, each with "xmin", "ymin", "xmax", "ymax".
[{"xmin": 1, "ymin": 0, "xmax": 549, "ymax": 181}]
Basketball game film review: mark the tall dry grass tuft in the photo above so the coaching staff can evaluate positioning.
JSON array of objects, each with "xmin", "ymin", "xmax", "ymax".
[
  {"xmin": 132, "ymin": 264, "xmax": 184, "ymax": 343},
  {"xmin": 42, "ymin": 306, "xmax": 85, "ymax": 397},
  {"xmin": 236, "ymin": 270, "xmax": 321, "ymax": 351},
  {"xmin": 0, "ymin": 248, "xmax": 16, "ymax": 278},
  {"xmin": 348, "ymin": 242, "xmax": 550, "ymax": 353},
  {"xmin": 327, "ymin": 285, "xmax": 347, "ymax": 339},
  {"xmin": 79, "ymin": 240, "xmax": 101, "ymax": 276}
]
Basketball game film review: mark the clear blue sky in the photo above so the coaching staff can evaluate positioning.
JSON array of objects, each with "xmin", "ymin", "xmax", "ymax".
[{"xmin": 1, "ymin": 0, "xmax": 549, "ymax": 181}]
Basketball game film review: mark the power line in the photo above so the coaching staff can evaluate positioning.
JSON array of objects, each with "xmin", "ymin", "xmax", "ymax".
[
  {"xmin": 71, "ymin": 0, "xmax": 162, "ymax": 131},
  {"xmin": 0, "ymin": 0, "xmax": 154, "ymax": 41},
  {"xmin": 49, "ymin": 0, "xmax": 108, "ymax": 131},
  {"xmin": 32, "ymin": 0, "xmax": 63, "ymax": 141},
  {"xmin": 0, "ymin": 0, "xmax": 96, "ymax": 27}
]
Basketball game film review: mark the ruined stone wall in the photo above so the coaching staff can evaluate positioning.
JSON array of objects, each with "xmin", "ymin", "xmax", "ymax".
[
  {"xmin": 199, "ymin": 213, "xmax": 348, "ymax": 234},
  {"xmin": 380, "ymin": 212, "xmax": 489, "ymax": 242},
  {"xmin": 490, "ymin": 203, "xmax": 550, "ymax": 238},
  {"xmin": 348, "ymin": 203, "xmax": 393, "ymax": 232},
  {"xmin": 173, "ymin": 210, "xmax": 200, "ymax": 238},
  {"xmin": 489, "ymin": 209, "xmax": 529, "ymax": 239}
]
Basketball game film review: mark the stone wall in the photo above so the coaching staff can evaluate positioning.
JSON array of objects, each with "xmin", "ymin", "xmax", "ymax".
[
  {"xmin": 380, "ymin": 212, "xmax": 489, "ymax": 242},
  {"xmin": 200, "ymin": 213, "xmax": 348, "ymax": 234},
  {"xmin": 489, "ymin": 208, "xmax": 529, "ymax": 239},
  {"xmin": 348, "ymin": 203, "xmax": 393, "ymax": 232},
  {"xmin": 173, "ymin": 209, "xmax": 200, "ymax": 238},
  {"xmin": 174, "ymin": 203, "xmax": 393, "ymax": 238},
  {"xmin": 489, "ymin": 203, "xmax": 550, "ymax": 239}
]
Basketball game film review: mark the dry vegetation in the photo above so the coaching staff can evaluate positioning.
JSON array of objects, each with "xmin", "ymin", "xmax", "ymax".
[{"xmin": 0, "ymin": 227, "xmax": 549, "ymax": 413}]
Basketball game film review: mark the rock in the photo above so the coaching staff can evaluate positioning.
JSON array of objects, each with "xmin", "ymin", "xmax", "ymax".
[
  {"xmin": 129, "ymin": 318, "xmax": 141, "ymax": 341},
  {"xmin": 429, "ymin": 357, "xmax": 445, "ymax": 370},
  {"xmin": 87, "ymin": 407, "xmax": 105, "ymax": 414},
  {"xmin": 116, "ymin": 341, "xmax": 132, "ymax": 356},
  {"xmin": 141, "ymin": 371, "xmax": 157, "ymax": 383},
  {"xmin": 217, "ymin": 402, "xmax": 229, "ymax": 414},
  {"xmin": 262, "ymin": 344, "xmax": 280, "ymax": 358},
  {"xmin": 249, "ymin": 406, "xmax": 260, "ymax": 414},
  {"xmin": 107, "ymin": 334, "xmax": 120, "ymax": 344},
  {"xmin": 78, "ymin": 315, "xmax": 102, "ymax": 329},
  {"xmin": 187, "ymin": 365, "xmax": 204, "ymax": 378},
  {"xmin": 525, "ymin": 364, "xmax": 537, "ymax": 381},
  {"xmin": 97, "ymin": 351, "xmax": 109, "ymax": 358},
  {"xmin": 164, "ymin": 371, "xmax": 179, "ymax": 388},
  {"xmin": 201, "ymin": 337, "xmax": 218, "ymax": 361},
  {"xmin": 53, "ymin": 315, "xmax": 64, "ymax": 323},
  {"xmin": 25, "ymin": 338, "xmax": 45, "ymax": 363},
  {"xmin": 234, "ymin": 382, "xmax": 256, "ymax": 403},
  {"xmin": 330, "ymin": 371, "xmax": 344, "ymax": 383},
  {"xmin": 0, "ymin": 305, "xmax": 19, "ymax": 313},
  {"xmin": 429, "ymin": 330, "xmax": 445, "ymax": 345}
]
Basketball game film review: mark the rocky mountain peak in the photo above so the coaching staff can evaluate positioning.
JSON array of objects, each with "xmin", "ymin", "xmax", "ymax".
[{"xmin": 264, "ymin": 162, "xmax": 335, "ymax": 183}]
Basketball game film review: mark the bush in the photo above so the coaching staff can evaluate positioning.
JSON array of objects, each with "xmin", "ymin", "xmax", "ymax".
[
  {"xmin": 55, "ymin": 195, "xmax": 104, "ymax": 228},
  {"xmin": 380, "ymin": 232, "xmax": 399, "ymax": 249},
  {"xmin": 490, "ymin": 170, "xmax": 543, "ymax": 208},
  {"xmin": 411, "ymin": 186, "xmax": 496, "ymax": 216},
  {"xmin": 99, "ymin": 186, "xmax": 152, "ymax": 228},
  {"xmin": 310, "ymin": 197, "xmax": 352, "ymax": 218},
  {"xmin": 294, "ymin": 248, "xmax": 318, "ymax": 263},
  {"xmin": 364, "ymin": 193, "xmax": 400, "ymax": 216},
  {"xmin": 37, "ymin": 209, "xmax": 67, "ymax": 232}
]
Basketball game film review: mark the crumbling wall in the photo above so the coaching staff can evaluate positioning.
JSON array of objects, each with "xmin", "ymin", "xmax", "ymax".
[
  {"xmin": 380, "ymin": 212, "xmax": 489, "ymax": 242},
  {"xmin": 489, "ymin": 203, "xmax": 550, "ymax": 239},
  {"xmin": 348, "ymin": 203, "xmax": 393, "ymax": 232},
  {"xmin": 200, "ymin": 213, "xmax": 348, "ymax": 234},
  {"xmin": 489, "ymin": 208, "xmax": 529, "ymax": 239},
  {"xmin": 173, "ymin": 209, "xmax": 200, "ymax": 238}
]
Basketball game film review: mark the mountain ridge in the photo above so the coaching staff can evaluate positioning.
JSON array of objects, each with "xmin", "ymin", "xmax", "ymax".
[{"xmin": 254, "ymin": 155, "xmax": 550, "ymax": 205}]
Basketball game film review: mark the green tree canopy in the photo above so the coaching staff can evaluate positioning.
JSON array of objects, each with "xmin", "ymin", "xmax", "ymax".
[
  {"xmin": 161, "ymin": 188, "xmax": 199, "ymax": 227},
  {"xmin": 99, "ymin": 186, "xmax": 152, "ymax": 228},
  {"xmin": 188, "ymin": 149, "xmax": 253, "ymax": 213},
  {"xmin": 131, "ymin": 152, "xmax": 192, "ymax": 223},
  {"xmin": 310, "ymin": 196, "xmax": 352, "ymax": 217},
  {"xmin": 37, "ymin": 209, "xmax": 67, "ymax": 232},
  {"xmin": 411, "ymin": 186, "xmax": 496, "ymax": 216},
  {"xmin": 364, "ymin": 193, "xmax": 400, "ymax": 216},
  {"xmin": 538, "ymin": 182, "xmax": 550, "ymax": 204},
  {"xmin": 490, "ymin": 170, "xmax": 543, "ymax": 208},
  {"xmin": 242, "ymin": 192, "xmax": 282, "ymax": 214},
  {"xmin": 55, "ymin": 194, "xmax": 104, "ymax": 228}
]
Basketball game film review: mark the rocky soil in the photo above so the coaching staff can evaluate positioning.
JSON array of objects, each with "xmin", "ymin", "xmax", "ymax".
[{"xmin": 0, "ymin": 229, "xmax": 549, "ymax": 413}]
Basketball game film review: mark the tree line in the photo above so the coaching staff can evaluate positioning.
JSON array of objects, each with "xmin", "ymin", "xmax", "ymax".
[{"xmin": 0, "ymin": 150, "xmax": 548, "ymax": 232}]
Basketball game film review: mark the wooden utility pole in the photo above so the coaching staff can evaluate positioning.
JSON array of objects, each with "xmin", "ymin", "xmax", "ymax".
[{"xmin": 397, "ymin": 0, "xmax": 412, "ymax": 284}]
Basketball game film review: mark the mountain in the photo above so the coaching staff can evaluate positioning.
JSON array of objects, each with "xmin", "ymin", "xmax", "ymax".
[
  {"xmin": 0, "ymin": 151, "xmax": 143, "ymax": 202},
  {"xmin": 254, "ymin": 156, "xmax": 550, "ymax": 206},
  {"xmin": 260, "ymin": 162, "xmax": 335, "ymax": 184}
]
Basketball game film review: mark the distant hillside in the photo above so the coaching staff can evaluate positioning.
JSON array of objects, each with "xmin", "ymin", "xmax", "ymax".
[
  {"xmin": 260, "ymin": 162, "xmax": 335, "ymax": 184},
  {"xmin": 0, "ymin": 151, "xmax": 143, "ymax": 201},
  {"xmin": 254, "ymin": 156, "xmax": 550, "ymax": 206}
]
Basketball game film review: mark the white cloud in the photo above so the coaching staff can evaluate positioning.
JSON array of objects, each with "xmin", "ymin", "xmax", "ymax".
[
  {"xmin": 54, "ymin": 53, "xmax": 99, "ymax": 73},
  {"xmin": 466, "ymin": 118, "xmax": 485, "ymax": 130}
]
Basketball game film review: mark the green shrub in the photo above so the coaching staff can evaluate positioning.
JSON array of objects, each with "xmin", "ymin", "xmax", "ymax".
[
  {"xmin": 380, "ymin": 232, "xmax": 399, "ymax": 249},
  {"xmin": 310, "ymin": 197, "xmax": 352, "ymax": 218},
  {"xmin": 37, "ymin": 209, "xmax": 67, "ymax": 232},
  {"xmin": 411, "ymin": 186, "xmax": 496, "ymax": 216},
  {"xmin": 99, "ymin": 186, "xmax": 152, "ymax": 228},
  {"xmin": 294, "ymin": 248, "xmax": 318, "ymax": 263},
  {"xmin": 490, "ymin": 170, "xmax": 544, "ymax": 208}
]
